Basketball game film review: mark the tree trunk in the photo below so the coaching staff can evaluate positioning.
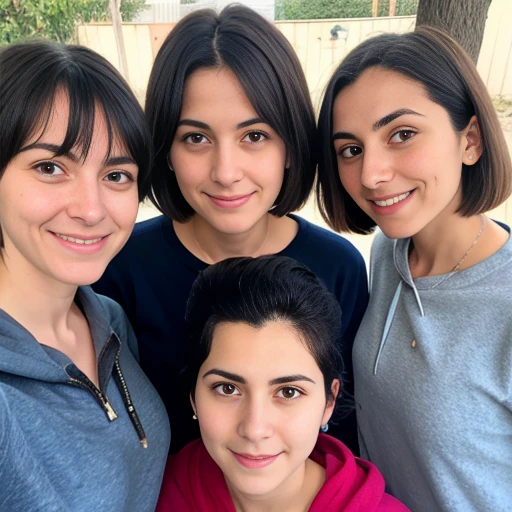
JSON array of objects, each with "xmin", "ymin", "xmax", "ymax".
[{"xmin": 415, "ymin": 0, "xmax": 492, "ymax": 63}]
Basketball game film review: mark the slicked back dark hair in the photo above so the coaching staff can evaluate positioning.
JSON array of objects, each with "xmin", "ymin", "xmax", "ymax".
[
  {"xmin": 145, "ymin": 5, "xmax": 317, "ymax": 221},
  {"xmin": 0, "ymin": 40, "xmax": 152, "ymax": 204},
  {"xmin": 316, "ymin": 26, "xmax": 512, "ymax": 234},
  {"xmin": 183, "ymin": 255, "xmax": 343, "ymax": 405}
]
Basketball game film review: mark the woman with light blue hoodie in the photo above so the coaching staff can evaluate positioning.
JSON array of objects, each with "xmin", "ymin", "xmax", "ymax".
[{"xmin": 0, "ymin": 40, "xmax": 170, "ymax": 511}]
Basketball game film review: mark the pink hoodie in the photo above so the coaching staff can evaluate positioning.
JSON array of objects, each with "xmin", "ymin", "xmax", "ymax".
[{"xmin": 157, "ymin": 434, "xmax": 409, "ymax": 511}]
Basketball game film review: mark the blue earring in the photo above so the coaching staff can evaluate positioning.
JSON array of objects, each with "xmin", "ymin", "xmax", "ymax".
[{"xmin": 320, "ymin": 423, "xmax": 329, "ymax": 433}]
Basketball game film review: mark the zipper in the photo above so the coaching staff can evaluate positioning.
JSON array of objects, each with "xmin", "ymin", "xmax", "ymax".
[
  {"xmin": 67, "ymin": 375, "xmax": 118, "ymax": 421},
  {"xmin": 114, "ymin": 353, "xmax": 148, "ymax": 448}
]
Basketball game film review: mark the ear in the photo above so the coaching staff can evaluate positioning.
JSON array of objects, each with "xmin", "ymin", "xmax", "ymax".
[
  {"xmin": 321, "ymin": 379, "xmax": 340, "ymax": 426},
  {"xmin": 462, "ymin": 115, "xmax": 483, "ymax": 166}
]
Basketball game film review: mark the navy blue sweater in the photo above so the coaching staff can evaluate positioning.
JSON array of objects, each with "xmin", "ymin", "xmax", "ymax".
[{"xmin": 93, "ymin": 214, "xmax": 368, "ymax": 454}]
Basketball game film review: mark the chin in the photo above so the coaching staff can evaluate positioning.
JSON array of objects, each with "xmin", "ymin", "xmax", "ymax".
[{"xmin": 55, "ymin": 267, "xmax": 108, "ymax": 287}]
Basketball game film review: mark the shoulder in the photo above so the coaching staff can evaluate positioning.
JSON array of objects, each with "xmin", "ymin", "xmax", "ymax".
[
  {"xmin": 0, "ymin": 387, "xmax": 11, "ymax": 445},
  {"xmin": 131, "ymin": 214, "xmax": 169, "ymax": 238},
  {"xmin": 290, "ymin": 214, "xmax": 366, "ymax": 265},
  {"xmin": 90, "ymin": 290, "xmax": 127, "ymax": 320},
  {"xmin": 114, "ymin": 215, "xmax": 172, "ymax": 261},
  {"xmin": 84, "ymin": 288, "xmax": 132, "ymax": 337}
]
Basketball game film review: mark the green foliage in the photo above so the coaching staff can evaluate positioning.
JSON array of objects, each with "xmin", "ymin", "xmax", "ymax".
[
  {"xmin": 275, "ymin": 0, "xmax": 419, "ymax": 20},
  {"xmin": 0, "ymin": 0, "xmax": 146, "ymax": 45}
]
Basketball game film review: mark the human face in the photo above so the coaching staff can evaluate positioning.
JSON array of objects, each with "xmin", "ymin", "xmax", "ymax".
[
  {"xmin": 0, "ymin": 91, "xmax": 139, "ymax": 288},
  {"xmin": 193, "ymin": 321, "xmax": 337, "ymax": 502},
  {"xmin": 170, "ymin": 67, "xmax": 287, "ymax": 235},
  {"xmin": 332, "ymin": 67, "xmax": 471, "ymax": 239}
]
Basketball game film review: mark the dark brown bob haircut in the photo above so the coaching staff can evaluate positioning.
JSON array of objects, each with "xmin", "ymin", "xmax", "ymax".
[
  {"xmin": 0, "ymin": 40, "xmax": 152, "ymax": 202},
  {"xmin": 145, "ymin": 4, "xmax": 317, "ymax": 222},
  {"xmin": 316, "ymin": 26, "xmax": 512, "ymax": 234}
]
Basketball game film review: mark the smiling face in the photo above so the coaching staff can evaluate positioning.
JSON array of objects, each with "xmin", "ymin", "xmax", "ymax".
[
  {"xmin": 332, "ymin": 67, "xmax": 476, "ymax": 239},
  {"xmin": 0, "ymin": 91, "xmax": 139, "ymax": 288},
  {"xmin": 193, "ymin": 320, "xmax": 337, "ymax": 503},
  {"xmin": 169, "ymin": 67, "xmax": 287, "ymax": 235}
]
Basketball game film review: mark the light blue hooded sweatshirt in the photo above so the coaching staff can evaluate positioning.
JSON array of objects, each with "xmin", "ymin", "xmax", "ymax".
[{"xmin": 0, "ymin": 287, "xmax": 170, "ymax": 512}]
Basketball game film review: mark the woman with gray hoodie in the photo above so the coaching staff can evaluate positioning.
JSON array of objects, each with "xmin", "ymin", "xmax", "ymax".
[{"xmin": 0, "ymin": 40, "xmax": 170, "ymax": 511}]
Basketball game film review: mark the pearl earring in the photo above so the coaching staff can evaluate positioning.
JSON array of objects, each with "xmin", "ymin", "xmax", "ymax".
[
  {"xmin": 192, "ymin": 413, "xmax": 197, "ymax": 420},
  {"xmin": 468, "ymin": 155, "xmax": 473, "ymax": 160}
]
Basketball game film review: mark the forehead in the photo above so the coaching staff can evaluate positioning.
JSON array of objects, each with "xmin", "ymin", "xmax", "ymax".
[
  {"xmin": 180, "ymin": 67, "xmax": 257, "ymax": 120},
  {"xmin": 204, "ymin": 321, "xmax": 322, "ymax": 379},
  {"xmin": 25, "ymin": 89, "xmax": 127, "ymax": 158},
  {"xmin": 333, "ymin": 67, "xmax": 433, "ymax": 126}
]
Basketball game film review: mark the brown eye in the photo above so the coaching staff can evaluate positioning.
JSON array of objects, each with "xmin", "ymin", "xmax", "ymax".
[
  {"xmin": 105, "ymin": 172, "xmax": 131, "ymax": 184},
  {"xmin": 222, "ymin": 383, "xmax": 236, "ymax": 395},
  {"xmin": 36, "ymin": 162, "xmax": 64, "ymax": 175},
  {"xmin": 277, "ymin": 387, "xmax": 301, "ymax": 400},
  {"xmin": 243, "ymin": 131, "xmax": 267, "ymax": 143},
  {"xmin": 398, "ymin": 130, "xmax": 413, "ymax": 141},
  {"xmin": 390, "ymin": 129, "xmax": 416, "ymax": 143},
  {"xmin": 186, "ymin": 133, "xmax": 207, "ymax": 144},
  {"xmin": 340, "ymin": 146, "xmax": 362, "ymax": 159}
]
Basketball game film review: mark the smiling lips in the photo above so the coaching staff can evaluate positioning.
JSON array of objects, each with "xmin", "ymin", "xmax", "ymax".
[
  {"xmin": 231, "ymin": 450, "xmax": 281, "ymax": 469},
  {"xmin": 52, "ymin": 231, "xmax": 108, "ymax": 254},
  {"xmin": 206, "ymin": 192, "xmax": 255, "ymax": 209},
  {"xmin": 54, "ymin": 233, "xmax": 104, "ymax": 245},
  {"xmin": 372, "ymin": 191, "xmax": 411, "ymax": 207}
]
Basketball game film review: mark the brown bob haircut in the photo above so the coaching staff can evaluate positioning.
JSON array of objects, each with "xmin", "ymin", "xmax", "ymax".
[
  {"xmin": 316, "ymin": 26, "xmax": 512, "ymax": 234},
  {"xmin": 145, "ymin": 5, "xmax": 317, "ymax": 222}
]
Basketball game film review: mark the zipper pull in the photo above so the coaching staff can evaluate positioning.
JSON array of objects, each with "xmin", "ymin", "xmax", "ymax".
[{"xmin": 102, "ymin": 395, "xmax": 118, "ymax": 421}]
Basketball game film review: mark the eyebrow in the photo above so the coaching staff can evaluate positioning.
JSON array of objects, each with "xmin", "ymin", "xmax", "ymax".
[
  {"xmin": 202, "ymin": 369, "xmax": 315, "ymax": 386},
  {"xmin": 269, "ymin": 374, "xmax": 315, "ymax": 386},
  {"xmin": 20, "ymin": 143, "xmax": 79, "ymax": 162},
  {"xmin": 203, "ymin": 369, "xmax": 246, "ymax": 384},
  {"xmin": 332, "ymin": 108, "xmax": 424, "ymax": 142},
  {"xmin": 177, "ymin": 117, "xmax": 265, "ymax": 131},
  {"xmin": 18, "ymin": 142, "xmax": 135, "ymax": 166},
  {"xmin": 372, "ymin": 108, "xmax": 424, "ymax": 131}
]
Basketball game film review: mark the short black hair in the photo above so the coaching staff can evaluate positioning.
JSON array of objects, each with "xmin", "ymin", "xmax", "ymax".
[
  {"xmin": 183, "ymin": 255, "xmax": 343, "ymax": 405},
  {"xmin": 316, "ymin": 26, "xmax": 512, "ymax": 234},
  {"xmin": 0, "ymin": 40, "xmax": 152, "ymax": 202},
  {"xmin": 146, "ymin": 5, "xmax": 317, "ymax": 221}
]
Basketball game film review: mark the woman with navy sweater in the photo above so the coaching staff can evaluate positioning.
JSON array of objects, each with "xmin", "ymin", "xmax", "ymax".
[{"xmin": 94, "ymin": 5, "xmax": 368, "ymax": 454}]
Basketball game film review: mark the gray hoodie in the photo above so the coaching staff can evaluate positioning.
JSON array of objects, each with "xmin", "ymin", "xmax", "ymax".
[
  {"xmin": 0, "ymin": 287, "xmax": 170, "ymax": 512},
  {"xmin": 354, "ymin": 224, "xmax": 512, "ymax": 512}
]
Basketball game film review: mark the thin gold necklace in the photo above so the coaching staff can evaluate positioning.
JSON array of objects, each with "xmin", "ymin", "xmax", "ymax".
[
  {"xmin": 430, "ymin": 214, "xmax": 486, "ymax": 288},
  {"xmin": 191, "ymin": 220, "xmax": 271, "ymax": 264}
]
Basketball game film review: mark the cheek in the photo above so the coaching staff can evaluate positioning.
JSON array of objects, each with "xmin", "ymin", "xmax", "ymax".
[{"xmin": 105, "ymin": 190, "xmax": 139, "ymax": 229}]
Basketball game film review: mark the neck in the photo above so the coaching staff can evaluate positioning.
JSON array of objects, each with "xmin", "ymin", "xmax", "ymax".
[
  {"xmin": 0, "ymin": 249, "xmax": 77, "ymax": 338},
  {"xmin": 180, "ymin": 214, "xmax": 274, "ymax": 264},
  {"xmin": 228, "ymin": 458, "xmax": 324, "ymax": 512},
  {"xmin": 409, "ymin": 213, "xmax": 485, "ymax": 278}
]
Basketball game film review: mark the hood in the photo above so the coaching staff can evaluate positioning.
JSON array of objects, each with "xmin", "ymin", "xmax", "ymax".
[
  {"xmin": 157, "ymin": 435, "xmax": 408, "ymax": 512},
  {"xmin": 310, "ymin": 434, "xmax": 409, "ymax": 511},
  {"xmin": 372, "ymin": 237, "xmax": 424, "ymax": 375},
  {"xmin": 0, "ymin": 287, "xmax": 113, "ymax": 383}
]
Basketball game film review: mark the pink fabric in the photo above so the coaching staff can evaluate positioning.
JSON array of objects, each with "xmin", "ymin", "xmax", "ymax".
[{"xmin": 156, "ymin": 434, "xmax": 409, "ymax": 511}]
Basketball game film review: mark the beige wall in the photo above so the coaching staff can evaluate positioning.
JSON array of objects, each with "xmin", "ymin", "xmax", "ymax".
[{"xmin": 78, "ymin": 0, "xmax": 512, "ymax": 101}]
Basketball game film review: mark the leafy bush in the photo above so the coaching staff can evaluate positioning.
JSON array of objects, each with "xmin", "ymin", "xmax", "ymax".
[
  {"xmin": 0, "ymin": 0, "xmax": 146, "ymax": 44},
  {"xmin": 275, "ymin": 0, "xmax": 418, "ymax": 20}
]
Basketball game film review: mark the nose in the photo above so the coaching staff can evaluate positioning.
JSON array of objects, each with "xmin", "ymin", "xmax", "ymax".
[
  {"xmin": 360, "ymin": 147, "xmax": 394, "ymax": 189},
  {"xmin": 67, "ymin": 176, "xmax": 107, "ymax": 226},
  {"xmin": 210, "ymin": 142, "xmax": 243, "ymax": 187},
  {"xmin": 237, "ymin": 395, "xmax": 274, "ymax": 442}
]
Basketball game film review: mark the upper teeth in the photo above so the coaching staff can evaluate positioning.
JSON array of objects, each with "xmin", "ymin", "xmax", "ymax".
[
  {"xmin": 55, "ymin": 234, "xmax": 103, "ymax": 245},
  {"xmin": 374, "ymin": 192, "xmax": 410, "ymax": 207}
]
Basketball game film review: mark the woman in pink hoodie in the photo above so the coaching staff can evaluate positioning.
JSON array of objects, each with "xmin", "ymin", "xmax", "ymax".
[{"xmin": 157, "ymin": 256, "xmax": 407, "ymax": 512}]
